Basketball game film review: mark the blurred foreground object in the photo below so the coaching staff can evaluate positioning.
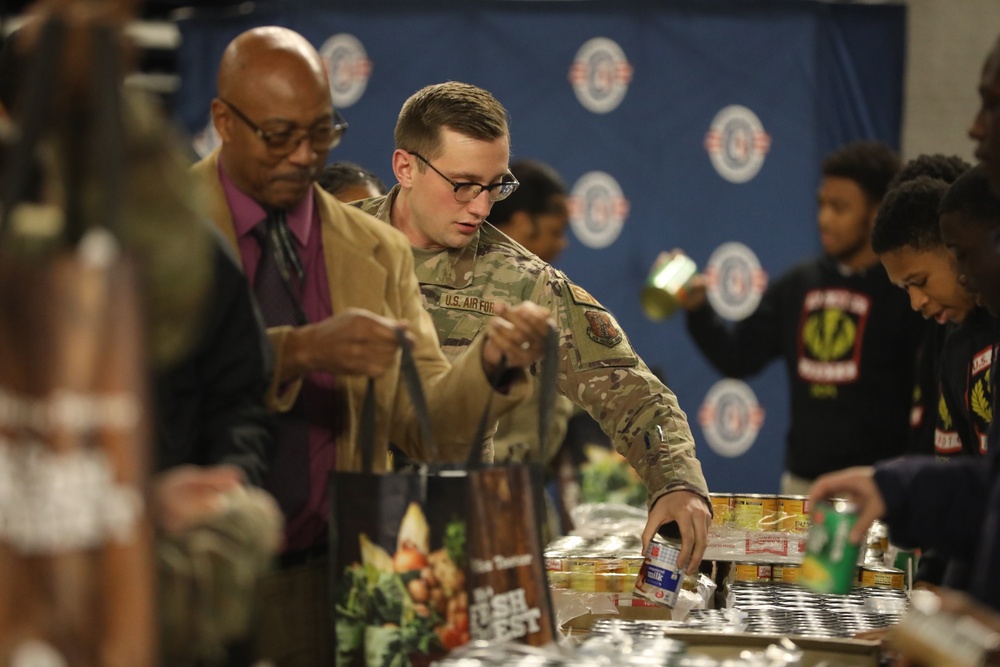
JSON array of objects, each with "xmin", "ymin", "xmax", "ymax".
[
  {"xmin": 641, "ymin": 250, "xmax": 698, "ymax": 321},
  {"xmin": 156, "ymin": 467, "xmax": 282, "ymax": 663},
  {"xmin": 0, "ymin": 4, "xmax": 213, "ymax": 664},
  {"xmin": 886, "ymin": 588, "xmax": 1000, "ymax": 667}
]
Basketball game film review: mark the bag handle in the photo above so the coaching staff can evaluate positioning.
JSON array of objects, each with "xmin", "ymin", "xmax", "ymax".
[
  {"xmin": 358, "ymin": 324, "xmax": 558, "ymax": 472},
  {"xmin": 358, "ymin": 327, "xmax": 438, "ymax": 473}
]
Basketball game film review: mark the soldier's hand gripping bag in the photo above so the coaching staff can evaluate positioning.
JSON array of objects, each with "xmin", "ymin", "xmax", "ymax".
[
  {"xmin": 330, "ymin": 330, "xmax": 558, "ymax": 667},
  {"xmin": 0, "ymin": 19, "xmax": 155, "ymax": 667}
]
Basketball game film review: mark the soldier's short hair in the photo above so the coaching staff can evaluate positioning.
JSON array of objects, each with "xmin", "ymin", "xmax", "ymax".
[
  {"xmin": 395, "ymin": 81, "xmax": 509, "ymax": 159},
  {"xmin": 872, "ymin": 176, "xmax": 949, "ymax": 254},
  {"xmin": 821, "ymin": 140, "xmax": 901, "ymax": 204}
]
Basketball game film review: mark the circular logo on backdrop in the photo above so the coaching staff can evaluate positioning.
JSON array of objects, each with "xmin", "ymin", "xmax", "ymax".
[
  {"xmin": 319, "ymin": 33, "xmax": 372, "ymax": 108},
  {"xmin": 705, "ymin": 242, "xmax": 768, "ymax": 321},
  {"xmin": 704, "ymin": 105, "xmax": 771, "ymax": 183},
  {"xmin": 567, "ymin": 171, "xmax": 630, "ymax": 249},
  {"xmin": 698, "ymin": 379, "xmax": 765, "ymax": 457},
  {"xmin": 568, "ymin": 37, "xmax": 633, "ymax": 114}
]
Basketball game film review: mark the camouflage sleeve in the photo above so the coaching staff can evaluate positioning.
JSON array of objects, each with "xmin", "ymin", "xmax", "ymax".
[
  {"xmin": 530, "ymin": 270, "xmax": 711, "ymax": 507},
  {"xmin": 156, "ymin": 486, "xmax": 282, "ymax": 663}
]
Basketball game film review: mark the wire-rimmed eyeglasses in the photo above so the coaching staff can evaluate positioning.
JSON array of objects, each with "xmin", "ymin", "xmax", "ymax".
[
  {"xmin": 220, "ymin": 98, "xmax": 348, "ymax": 155},
  {"xmin": 409, "ymin": 151, "xmax": 519, "ymax": 203}
]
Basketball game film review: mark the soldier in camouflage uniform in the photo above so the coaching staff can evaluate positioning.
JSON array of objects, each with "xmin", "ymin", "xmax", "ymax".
[{"xmin": 356, "ymin": 81, "xmax": 712, "ymax": 569}]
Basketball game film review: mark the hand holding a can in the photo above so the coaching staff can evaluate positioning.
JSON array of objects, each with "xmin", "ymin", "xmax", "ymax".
[
  {"xmin": 808, "ymin": 466, "xmax": 886, "ymax": 544},
  {"xmin": 641, "ymin": 490, "xmax": 712, "ymax": 575}
]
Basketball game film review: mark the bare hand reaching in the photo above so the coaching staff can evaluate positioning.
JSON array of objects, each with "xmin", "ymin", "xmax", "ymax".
[
  {"xmin": 482, "ymin": 301, "xmax": 554, "ymax": 375},
  {"xmin": 281, "ymin": 307, "xmax": 415, "ymax": 380},
  {"xmin": 640, "ymin": 490, "xmax": 712, "ymax": 574}
]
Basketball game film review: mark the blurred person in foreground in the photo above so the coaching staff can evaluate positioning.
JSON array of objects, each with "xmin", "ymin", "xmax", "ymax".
[
  {"xmin": 355, "ymin": 81, "xmax": 712, "ymax": 567},
  {"xmin": 681, "ymin": 141, "xmax": 924, "ymax": 495},
  {"xmin": 192, "ymin": 29, "xmax": 551, "ymax": 664},
  {"xmin": 0, "ymin": 12, "xmax": 280, "ymax": 667}
]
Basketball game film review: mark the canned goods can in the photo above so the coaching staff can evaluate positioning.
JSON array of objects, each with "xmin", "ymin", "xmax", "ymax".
[
  {"xmin": 733, "ymin": 494, "xmax": 779, "ymax": 531},
  {"xmin": 777, "ymin": 495, "xmax": 811, "ymax": 533},
  {"xmin": 595, "ymin": 558, "xmax": 626, "ymax": 575},
  {"xmin": 640, "ymin": 251, "xmax": 698, "ymax": 321},
  {"xmin": 568, "ymin": 554, "xmax": 597, "ymax": 592},
  {"xmin": 547, "ymin": 570, "xmax": 570, "ymax": 589},
  {"xmin": 857, "ymin": 565, "xmax": 905, "ymax": 590},
  {"xmin": 710, "ymin": 493, "xmax": 735, "ymax": 527},
  {"xmin": 596, "ymin": 572, "xmax": 634, "ymax": 593},
  {"xmin": 633, "ymin": 536, "xmax": 684, "ymax": 607},
  {"xmin": 732, "ymin": 562, "xmax": 772, "ymax": 583},
  {"xmin": 800, "ymin": 499, "xmax": 861, "ymax": 594},
  {"xmin": 772, "ymin": 563, "xmax": 801, "ymax": 584},
  {"xmin": 544, "ymin": 555, "xmax": 566, "ymax": 572},
  {"xmin": 624, "ymin": 557, "xmax": 645, "ymax": 576}
]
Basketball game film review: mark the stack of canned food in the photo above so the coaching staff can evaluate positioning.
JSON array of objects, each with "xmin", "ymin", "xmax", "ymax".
[
  {"xmin": 710, "ymin": 493, "xmax": 811, "ymax": 533},
  {"xmin": 545, "ymin": 534, "xmax": 645, "ymax": 593},
  {"xmin": 726, "ymin": 560, "xmax": 906, "ymax": 590}
]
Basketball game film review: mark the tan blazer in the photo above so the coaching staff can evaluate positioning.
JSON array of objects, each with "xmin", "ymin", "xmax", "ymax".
[{"xmin": 191, "ymin": 151, "xmax": 527, "ymax": 471}]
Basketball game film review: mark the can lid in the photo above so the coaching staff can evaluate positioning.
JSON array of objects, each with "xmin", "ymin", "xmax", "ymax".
[{"xmin": 826, "ymin": 498, "xmax": 859, "ymax": 514}]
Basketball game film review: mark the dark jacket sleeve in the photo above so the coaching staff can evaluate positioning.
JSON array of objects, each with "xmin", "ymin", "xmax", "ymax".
[
  {"xmin": 684, "ymin": 274, "xmax": 787, "ymax": 378},
  {"xmin": 153, "ymin": 239, "xmax": 276, "ymax": 485},
  {"xmin": 874, "ymin": 454, "xmax": 991, "ymax": 559}
]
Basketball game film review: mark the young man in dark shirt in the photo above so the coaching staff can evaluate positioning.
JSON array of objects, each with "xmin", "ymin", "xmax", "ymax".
[
  {"xmin": 683, "ymin": 141, "xmax": 923, "ymax": 494},
  {"xmin": 873, "ymin": 163, "xmax": 993, "ymax": 460}
]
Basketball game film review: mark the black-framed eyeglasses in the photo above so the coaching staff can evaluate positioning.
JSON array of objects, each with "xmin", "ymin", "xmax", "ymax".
[
  {"xmin": 409, "ymin": 152, "xmax": 519, "ymax": 203},
  {"xmin": 220, "ymin": 98, "xmax": 348, "ymax": 155}
]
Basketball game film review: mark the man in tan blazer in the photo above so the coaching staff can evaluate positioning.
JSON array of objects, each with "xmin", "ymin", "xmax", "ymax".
[{"xmin": 191, "ymin": 26, "xmax": 550, "ymax": 665}]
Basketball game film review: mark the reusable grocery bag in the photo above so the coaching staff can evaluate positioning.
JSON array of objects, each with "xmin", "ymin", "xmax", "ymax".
[{"xmin": 330, "ymin": 330, "xmax": 558, "ymax": 666}]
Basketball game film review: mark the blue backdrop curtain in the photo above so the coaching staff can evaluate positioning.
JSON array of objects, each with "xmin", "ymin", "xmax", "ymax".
[{"xmin": 174, "ymin": 0, "xmax": 906, "ymax": 494}]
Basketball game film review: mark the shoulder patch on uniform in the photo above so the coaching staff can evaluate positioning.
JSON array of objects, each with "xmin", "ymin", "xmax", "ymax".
[
  {"xmin": 584, "ymin": 310, "xmax": 623, "ymax": 347},
  {"xmin": 568, "ymin": 282, "xmax": 602, "ymax": 308}
]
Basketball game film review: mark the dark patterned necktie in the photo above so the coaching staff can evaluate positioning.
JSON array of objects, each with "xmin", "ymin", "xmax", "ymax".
[{"xmin": 252, "ymin": 209, "xmax": 310, "ymax": 519}]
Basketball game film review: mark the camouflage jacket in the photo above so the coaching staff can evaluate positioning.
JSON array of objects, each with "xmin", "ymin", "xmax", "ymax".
[{"xmin": 358, "ymin": 187, "xmax": 710, "ymax": 507}]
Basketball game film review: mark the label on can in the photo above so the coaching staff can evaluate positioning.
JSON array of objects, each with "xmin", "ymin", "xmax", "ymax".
[
  {"xmin": 800, "ymin": 499, "xmax": 861, "ymax": 594},
  {"xmin": 858, "ymin": 565, "xmax": 905, "ymax": 590},
  {"xmin": 633, "ymin": 538, "xmax": 683, "ymax": 607},
  {"xmin": 733, "ymin": 562, "xmax": 772, "ymax": 583},
  {"xmin": 772, "ymin": 563, "xmax": 801, "ymax": 584},
  {"xmin": 777, "ymin": 495, "xmax": 811, "ymax": 533},
  {"xmin": 711, "ymin": 493, "xmax": 735, "ymax": 528},
  {"xmin": 733, "ymin": 494, "xmax": 779, "ymax": 531}
]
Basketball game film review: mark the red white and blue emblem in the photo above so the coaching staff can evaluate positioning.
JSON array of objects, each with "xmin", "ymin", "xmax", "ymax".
[
  {"xmin": 569, "ymin": 37, "xmax": 633, "ymax": 114},
  {"xmin": 568, "ymin": 171, "xmax": 630, "ymax": 249},
  {"xmin": 704, "ymin": 105, "xmax": 771, "ymax": 184},
  {"xmin": 698, "ymin": 379, "xmax": 765, "ymax": 457},
  {"xmin": 705, "ymin": 242, "xmax": 768, "ymax": 322},
  {"xmin": 319, "ymin": 33, "xmax": 372, "ymax": 108}
]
